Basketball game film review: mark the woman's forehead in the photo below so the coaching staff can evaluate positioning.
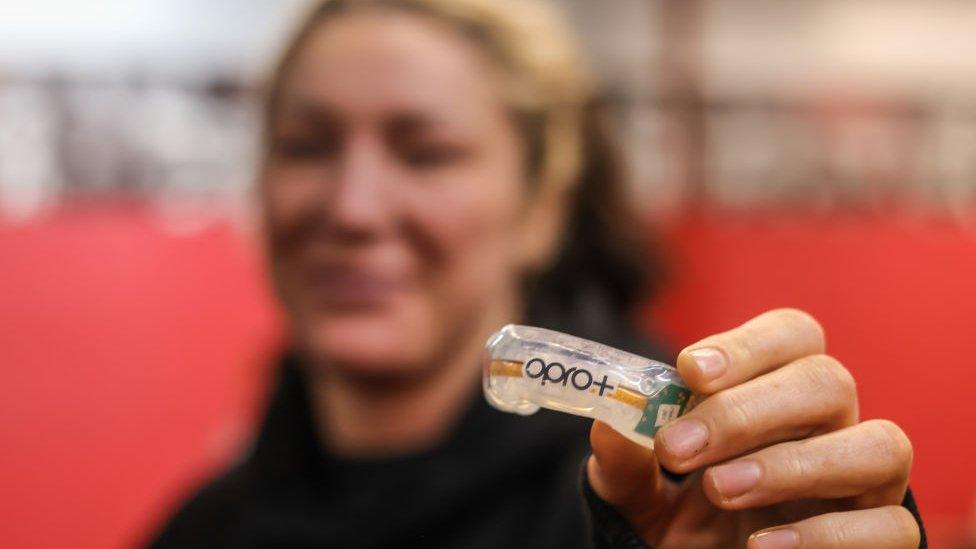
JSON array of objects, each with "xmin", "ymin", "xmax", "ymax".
[{"xmin": 281, "ymin": 10, "xmax": 504, "ymax": 123}]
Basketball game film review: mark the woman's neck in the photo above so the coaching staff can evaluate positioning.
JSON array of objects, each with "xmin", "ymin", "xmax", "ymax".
[{"xmin": 309, "ymin": 338, "xmax": 485, "ymax": 459}]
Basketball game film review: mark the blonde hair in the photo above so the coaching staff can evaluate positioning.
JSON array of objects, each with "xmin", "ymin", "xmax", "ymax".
[{"xmin": 264, "ymin": 0, "xmax": 594, "ymax": 194}]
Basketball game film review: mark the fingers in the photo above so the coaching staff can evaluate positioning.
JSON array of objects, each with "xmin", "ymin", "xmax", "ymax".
[
  {"xmin": 656, "ymin": 354, "xmax": 858, "ymax": 472},
  {"xmin": 587, "ymin": 421, "xmax": 667, "ymax": 531},
  {"xmin": 748, "ymin": 506, "xmax": 920, "ymax": 549},
  {"xmin": 703, "ymin": 420, "xmax": 913, "ymax": 511},
  {"xmin": 677, "ymin": 308, "xmax": 826, "ymax": 395}
]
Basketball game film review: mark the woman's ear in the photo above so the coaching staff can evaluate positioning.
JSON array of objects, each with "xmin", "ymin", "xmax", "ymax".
[{"xmin": 516, "ymin": 182, "xmax": 573, "ymax": 274}]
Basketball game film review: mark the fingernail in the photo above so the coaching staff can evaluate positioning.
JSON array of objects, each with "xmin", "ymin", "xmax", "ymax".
[
  {"xmin": 710, "ymin": 460, "xmax": 761, "ymax": 500},
  {"xmin": 688, "ymin": 348, "xmax": 727, "ymax": 381},
  {"xmin": 749, "ymin": 529, "xmax": 799, "ymax": 549},
  {"xmin": 658, "ymin": 420, "xmax": 708, "ymax": 461}
]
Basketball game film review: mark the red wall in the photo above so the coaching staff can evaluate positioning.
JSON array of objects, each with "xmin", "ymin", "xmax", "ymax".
[
  {"xmin": 1, "ymin": 205, "xmax": 973, "ymax": 547},
  {"xmin": 0, "ymin": 206, "xmax": 281, "ymax": 548},
  {"xmin": 645, "ymin": 212, "xmax": 976, "ymax": 543}
]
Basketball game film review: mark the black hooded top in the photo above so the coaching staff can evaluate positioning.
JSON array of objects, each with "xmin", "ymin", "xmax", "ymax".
[{"xmin": 150, "ymin": 313, "xmax": 925, "ymax": 549}]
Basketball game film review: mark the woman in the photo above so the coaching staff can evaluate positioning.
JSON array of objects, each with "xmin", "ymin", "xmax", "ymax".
[{"xmin": 153, "ymin": 0, "xmax": 924, "ymax": 547}]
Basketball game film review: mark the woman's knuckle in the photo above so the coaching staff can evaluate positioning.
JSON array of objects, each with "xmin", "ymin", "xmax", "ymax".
[
  {"xmin": 709, "ymin": 389, "xmax": 754, "ymax": 434},
  {"xmin": 802, "ymin": 354, "xmax": 856, "ymax": 401},
  {"xmin": 883, "ymin": 505, "xmax": 921, "ymax": 547},
  {"xmin": 772, "ymin": 308, "xmax": 825, "ymax": 348},
  {"xmin": 830, "ymin": 524, "xmax": 860, "ymax": 546},
  {"xmin": 780, "ymin": 443, "xmax": 814, "ymax": 481},
  {"xmin": 807, "ymin": 508, "xmax": 919, "ymax": 548},
  {"xmin": 812, "ymin": 512, "xmax": 859, "ymax": 546},
  {"xmin": 865, "ymin": 419, "xmax": 914, "ymax": 471},
  {"xmin": 724, "ymin": 327, "xmax": 759, "ymax": 367}
]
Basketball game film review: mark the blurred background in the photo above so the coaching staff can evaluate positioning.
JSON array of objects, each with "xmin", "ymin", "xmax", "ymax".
[{"xmin": 2, "ymin": 0, "xmax": 976, "ymax": 546}]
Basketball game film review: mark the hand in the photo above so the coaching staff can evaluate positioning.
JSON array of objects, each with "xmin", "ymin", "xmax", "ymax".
[{"xmin": 588, "ymin": 309, "xmax": 919, "ymax": 548}]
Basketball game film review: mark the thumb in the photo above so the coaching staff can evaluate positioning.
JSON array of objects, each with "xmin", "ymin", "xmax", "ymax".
[{"xmin": 588, "ymin": 420, "xmax": 669, "ymax": 535}]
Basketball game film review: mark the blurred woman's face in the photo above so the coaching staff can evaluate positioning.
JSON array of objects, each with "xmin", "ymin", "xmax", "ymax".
[{"xmin": 262, "ymin": 11, "xmax": 543, "ymax": 381}]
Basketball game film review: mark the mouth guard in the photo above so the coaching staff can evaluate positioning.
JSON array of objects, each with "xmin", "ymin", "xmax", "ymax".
[{"xmin": 483, "ymin": 324, "xmax": 693, "ymax": 448}]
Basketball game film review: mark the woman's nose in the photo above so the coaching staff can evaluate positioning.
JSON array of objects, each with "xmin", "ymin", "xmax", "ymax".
[{"xmin": 324, "ymin": 133, "xmax": 395, "ymax": 240}]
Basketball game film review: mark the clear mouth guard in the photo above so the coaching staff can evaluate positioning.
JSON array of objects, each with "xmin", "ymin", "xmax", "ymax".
[{"xmin": 483, "ymin": 324, "xmax": 694, "ymax": 448}]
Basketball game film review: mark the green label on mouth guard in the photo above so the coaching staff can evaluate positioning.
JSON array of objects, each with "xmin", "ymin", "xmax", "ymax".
[{"xmin": 634, "ymin": 384, "xmax": 693, "ymax": 438}]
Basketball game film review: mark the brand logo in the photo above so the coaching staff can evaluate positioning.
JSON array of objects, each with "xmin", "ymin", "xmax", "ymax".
[{"xmin": 524, "ymin": 357, "xmax": 615, "ymax": 396}]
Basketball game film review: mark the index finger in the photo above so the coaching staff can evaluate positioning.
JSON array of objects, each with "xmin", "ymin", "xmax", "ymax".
[{"xmin": 677, "ymin": 308, "xmax": 826, "ymax": 394}]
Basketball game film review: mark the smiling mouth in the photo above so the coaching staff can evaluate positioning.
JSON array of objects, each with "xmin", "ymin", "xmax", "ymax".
[{"xmin": 302, "ymin": 266, "xmax": 408, "ymax": 309}]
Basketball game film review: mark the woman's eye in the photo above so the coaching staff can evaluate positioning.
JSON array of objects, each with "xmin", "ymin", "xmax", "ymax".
[
  {"xmin": 273, "ymin": 137, "xmax": 336, "ymax": 161},
  {"xmin": 400, "ymin": 145, "xmax": 468, "ymax": 169}
]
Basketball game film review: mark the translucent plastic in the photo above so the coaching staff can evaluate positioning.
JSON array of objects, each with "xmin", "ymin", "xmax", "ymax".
[{"xmin": 483, "ymin": 324, "xmax": 693, "ymax": 448}]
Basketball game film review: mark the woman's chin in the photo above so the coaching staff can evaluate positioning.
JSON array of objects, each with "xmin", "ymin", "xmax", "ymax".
[{"xmin": 300, "ymin": 316, "xmax": 436, "ymax": 381}]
